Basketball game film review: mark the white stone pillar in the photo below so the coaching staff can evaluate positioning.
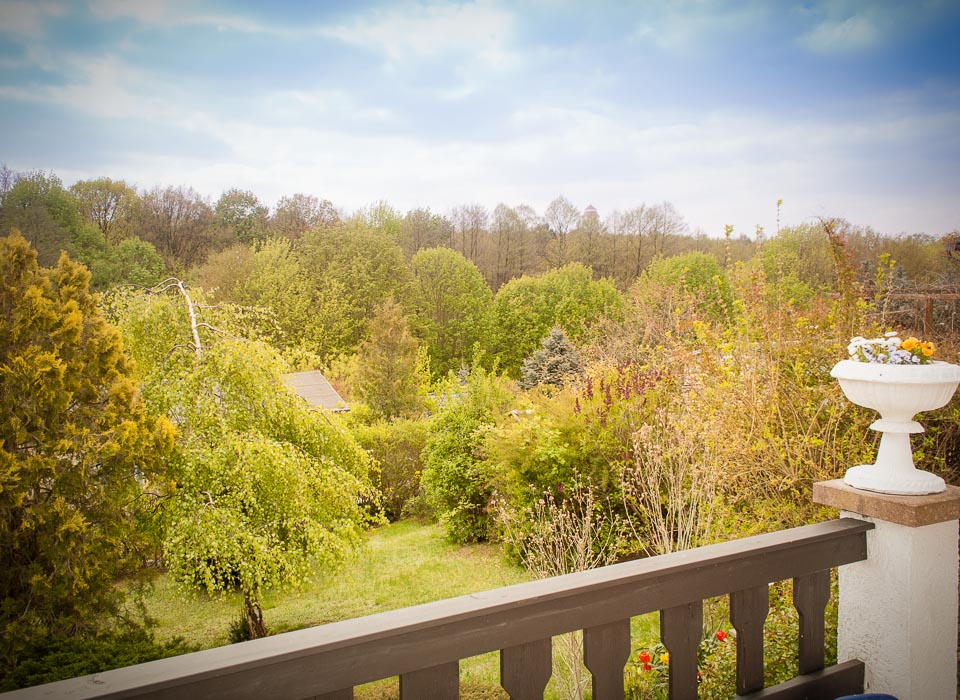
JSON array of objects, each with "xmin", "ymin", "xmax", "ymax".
[{"xmin": 814, "ymin": 479, "xmax": 960, "ymax": 700}]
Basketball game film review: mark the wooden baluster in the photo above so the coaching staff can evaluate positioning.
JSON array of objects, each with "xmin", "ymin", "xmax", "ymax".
[
  {"xmin": 730, "ymin": 585, "xmax": 769, "ymax": 696},
  {"xmin": 584, "ymin": 619, "xmax": 631, "ymax": 700},
  {"xmin": 311, "ymin": 691, "xmax": 353, "ymax": 700},
  {"xmin": 400, "ymin": 661, "xmax": 459, "ymax": 699},
  {"xmin": 500, "ymin": 638, "xmax": 552, "ymax": 699},
  {"xmin": 660, "ymin": 601, "xmax": 703, "ymax": 699},
  {"xmin": 793, "ymin": 570, "xmax": 831, "ymax": 675}
]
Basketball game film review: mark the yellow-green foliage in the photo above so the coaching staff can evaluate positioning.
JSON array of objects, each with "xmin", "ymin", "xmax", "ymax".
[
  {"xmin": 421, "ymin": 367, "xmax": 515, "ymax": 543},
  {"xmin": 491, "ymin": 263, "xmax": 623, "ymax": 377},
  {"xmin": 112, "ymin": 287, "xmax": 376, "ymax": 636},
  {"xmin": 352, "ymin": 417, "xmax": 433, "ymax": 521},
  {"xmin": 491, "ymin": 243, "xmax": 881, "ymax": 552},
  {"xmin": 621, "ymin": 262, "xmax": 876, "ymax": 536},
  {"xmin": 0, "ymin": 233, "xmax": 174, "ymax": 666}
]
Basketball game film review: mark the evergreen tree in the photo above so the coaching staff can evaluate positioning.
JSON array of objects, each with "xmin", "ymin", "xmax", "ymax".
[
  {"xmin": 0, "ymin": 232, "xmax": 174, "ymax": 667},
  {"xmin": 355, "ymin": 297, "xmax": 426, "ymax": 420},
  {"xmin": 519, "ymin": 327, "xmax": 583, "ymax": 390}
]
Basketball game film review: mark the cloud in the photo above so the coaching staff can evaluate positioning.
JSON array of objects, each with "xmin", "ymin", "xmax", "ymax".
[
  {"xmin": 629, "ymin": 1, "xmax": 773, "ymax": 53},
  {"xmin": 262, "ymin": 89, "xmax": 397, "ymax": 125},
  {"xmin": 86, "ymin": 0, "xmax": 292, "ymax": 36},
  {"xmin": 0, "ymin": 52, "xmax": 190, "ymax": 129},
  {"xmin": 0, "ymin": 1, "xmax": 65, "ymax": 37},
  {"xmin": 86, "ymin": 0, "xmax": 183, "ymax": 24},
  {"xmin": 799, "ymin": 14, "xmax": 882, "ymax": 53},
  {"xmin": 318, "ymin": 1, "xmax": 518, "ymax": 67}
]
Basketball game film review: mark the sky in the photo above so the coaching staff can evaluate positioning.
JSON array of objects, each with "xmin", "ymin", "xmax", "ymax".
[{"xmin": 0, "ymin": 0, "xmax": 958, "ymax": 238}]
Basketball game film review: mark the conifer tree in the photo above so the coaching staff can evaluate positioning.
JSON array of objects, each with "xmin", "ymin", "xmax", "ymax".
[
  {"xmin": 519, "ymin": 327, "xmax": 583, "ymax": 390},
  {"xmin": 355, "ymin": 297, "xmax": 426, "ymax": 420},
  {"xmin": 0, "ymin": 232, "xmax": 174, "ymax": 664}
]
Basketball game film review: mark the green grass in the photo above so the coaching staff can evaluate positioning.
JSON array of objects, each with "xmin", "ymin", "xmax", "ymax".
[
  {"xmin": 143, "ymin": 520, "xmax": 660, "ymax": 699},
  {"xmin": 145, "ymin": 520, "xmax": 531, "ymax": 647}
]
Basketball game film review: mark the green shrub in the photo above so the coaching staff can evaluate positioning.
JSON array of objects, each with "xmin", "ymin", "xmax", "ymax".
[
  {"xmin": 421, "ymin": 368, "xmax": 515, "ymax": 543},
  {"xmin": 353, "ymin": 417, "xmax": 432, "ymax": 521},
  {"xmin": 1, "ymin": 630, "xmax": 194, "ymax": 691},
  {"xmin": 486, "ymin": 387, "xmax": 626, "ymax": 512},
  {"xmin": 643, "ymin": 251, "xmax": 733, "ymax": 318}
]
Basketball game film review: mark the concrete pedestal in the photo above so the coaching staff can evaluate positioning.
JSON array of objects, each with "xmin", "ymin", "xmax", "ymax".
[{"xmin": 814, "ymin": 480, "xmax": 960, "ymax": 700}]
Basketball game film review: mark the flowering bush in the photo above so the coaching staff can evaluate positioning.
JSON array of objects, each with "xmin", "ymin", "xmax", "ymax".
[
  {"xmin": 626, "ymin": 627, "xmax": 731, "ymax": 698},
  {"xmin": 847, "ymin": 331, "xmax": 935, "ymax": 364}
]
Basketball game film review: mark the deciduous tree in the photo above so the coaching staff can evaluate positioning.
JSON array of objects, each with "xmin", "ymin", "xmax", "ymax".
[
  {"xmin": 270, "ymin": 193, "xmax": 339, "ymax": 239},
  {"xmin": 297, "ymin": 226, "xmax": 413, "ymax": 357},
  {"xmin": 491, "ymin": 264, "xmax": 622, "ymax": 377},
  {"xmin": 113, "ymin": 284, "xmax": 374, "ymax": 639},
  {"xmin": 70, "ymin": 178, "xmax": 139, "ymax": 245},
  {"xmin": 399, "ymin": 207, "xmax": 453, "ymax": 258},
  {"xmin": 411, "ymin": 247, "xmax": 492, "ymax": 376},
  {"xmin": 543, "ymin": 196, "xmax": 580, "ymax": 268},
  {"xmin": 136, "ymin": 185, "xmax": 216, "ymax": 270},
  {"xmin": 215, "ymin": 189, "xmax": 268, "ymax": 245},
  {"xmin": 0, "ymin": 172, "xmax": 99, "ymax": 267}
]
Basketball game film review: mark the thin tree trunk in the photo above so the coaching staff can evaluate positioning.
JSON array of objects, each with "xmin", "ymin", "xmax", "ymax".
[{"xmin": 243, "ymin": 591, "xmax": 268, "ymax": 639}]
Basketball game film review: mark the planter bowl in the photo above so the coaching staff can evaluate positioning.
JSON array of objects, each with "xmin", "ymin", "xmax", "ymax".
[{"xmin": 831, "ymin": 360, "xmax": 960, "ymax": 495}]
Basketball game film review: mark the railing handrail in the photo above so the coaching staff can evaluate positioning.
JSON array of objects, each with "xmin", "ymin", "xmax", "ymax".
[{"xmin": 5, "ymin": 518, "xmax": 873, "ymax": 699}]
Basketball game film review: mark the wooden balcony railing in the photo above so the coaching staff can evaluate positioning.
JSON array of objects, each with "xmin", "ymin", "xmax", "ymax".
[{"xmin": 3, "ymin": 518, "xmax": 873, "ymax": 700}]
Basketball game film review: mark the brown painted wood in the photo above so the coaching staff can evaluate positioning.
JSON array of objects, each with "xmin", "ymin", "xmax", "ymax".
[
  {"xmin": 1, "ymin": 519, "xmax": 872, "ymax": 700},
  {"xmin": 793, "ymin": 570, "xmax": 830, "ymax": 675},
  {"xmin": 730, "ymin": 585, "xmax": 769, "ymax": 695},
  {"xmin": 660, "ymin": 601, "xmax": 702, "ymax": 700},
  {"xmin": 399, "ymin": 662, "xmax": 458, "ymax": 700},
  {"xmin": 500, "ymin": 638, "xmax": 552, "ymax": 699},
  {"xmin": 310, "ymin": 691, "xmax": 353, "ymax": 700},
  {"xmin": 743, "ymin": 659, "xmax": 864, "ymax": 699},
  {"xmin": 583, "ymin": 619, "xmax": 630, "ymax": 700}
]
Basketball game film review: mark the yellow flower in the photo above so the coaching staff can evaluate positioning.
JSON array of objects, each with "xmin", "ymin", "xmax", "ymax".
[
  {"xmin": 659, "ymin": 652, "xmax": 670, "ymax": 664},
  {"xmin": 902, "ymin": 337, "xmax": 920, "ymax": 351},
  {"xmin": 921, "ymin": 342, "xmax": 935, "ymax": 357}
]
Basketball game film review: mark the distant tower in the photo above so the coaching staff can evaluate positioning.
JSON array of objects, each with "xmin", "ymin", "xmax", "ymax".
[{"xmin": 582, "ymin": 204, "xmax": 598, "ymax": 219}]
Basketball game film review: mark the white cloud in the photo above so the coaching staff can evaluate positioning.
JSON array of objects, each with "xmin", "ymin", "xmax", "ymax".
[
  {"xmin": 0, "ymin": 1, "xmax": 65, "ymax": 37},
  {"xmin": 319, "ymin": 1, "xmax": 518, "ymax": 67},
  {"xmin": 86, "ymin": 0, "xmax": 292, "ymax": 36},
  {"xmin": 0, "ymin": 52, "xmax": 193, "ymax": 135},
  {"xmin": 799, "ymin": 14, "xmax": 882, "ymax": 53},
  {"xmin": 86, "ymin": 0, "xmax": 183, "ymax": 24},
  {"xmin": 260, "ymin": 89, "xmax": 397, "ymax": 124},
  {"xmin": 629, "ymin": 2, "xmax": 773, "ymax": 53}
]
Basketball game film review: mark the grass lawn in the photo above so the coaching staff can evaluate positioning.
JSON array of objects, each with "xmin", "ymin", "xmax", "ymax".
[{"xmin": 144, "ymin": 520, "xmax": 659, "ymax": 699}]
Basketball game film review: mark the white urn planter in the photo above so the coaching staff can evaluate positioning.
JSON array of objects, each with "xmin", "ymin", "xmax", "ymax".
[{"xmin": 831, "ymin": 359, "xmax": 960, "ymax": 494}]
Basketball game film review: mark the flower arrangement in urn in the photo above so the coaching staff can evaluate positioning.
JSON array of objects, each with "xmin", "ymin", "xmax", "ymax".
[
  {"xmin": 847, "ymin": 331, "xmax": 935, "ymax": 364},
  {"xmin": 832, "ymin": 332, "xmax": 960, "ymax": 495}
]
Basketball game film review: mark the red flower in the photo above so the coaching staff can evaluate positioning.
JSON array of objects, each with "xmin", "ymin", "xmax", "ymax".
[
  {"xmin": 642, "ymin": 663, "xmax": 652, "ymax": 671},
  {"xmin": 638, "ymin": 650, "xmax": 651, "ymax": 664},
  {"xmin": 716, "ymin": 629, "xmax": 728, "ymax": 642}
]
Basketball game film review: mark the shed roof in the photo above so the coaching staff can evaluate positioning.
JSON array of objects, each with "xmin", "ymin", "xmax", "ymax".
[{"xmin": 284, "ymin": 370, "xmax": 349, "ymax": 412}]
